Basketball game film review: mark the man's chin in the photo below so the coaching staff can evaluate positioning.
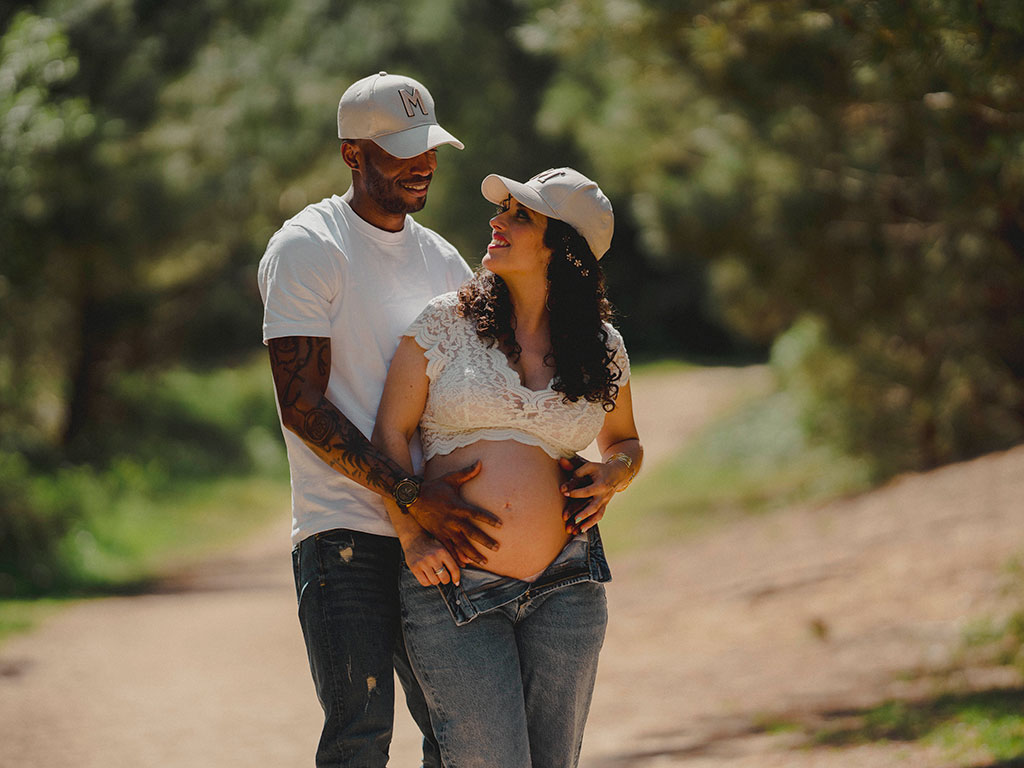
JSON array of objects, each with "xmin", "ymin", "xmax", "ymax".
[
  {"xmin": 382, "ymin": 193, "xmax": 428, "ymax": 215},
  {"xmin": 405, "ymin": 195, "xmax": 428, "ymax": 213}
]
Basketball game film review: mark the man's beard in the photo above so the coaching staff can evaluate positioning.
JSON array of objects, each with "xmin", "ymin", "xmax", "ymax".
[{"xmin": 364, "ymin": 162, "xmax": 428, "ymax": 214}]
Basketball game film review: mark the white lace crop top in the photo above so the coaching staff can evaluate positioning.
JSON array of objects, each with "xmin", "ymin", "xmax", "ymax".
[{"xmin": 404, "ymin": 292, "xmax": 630, "ymax": 461}]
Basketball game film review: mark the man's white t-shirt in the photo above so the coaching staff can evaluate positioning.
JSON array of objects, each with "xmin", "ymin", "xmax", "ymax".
[{"xmin": 258, "ymin": 193, "xmax": 472, "ymax": 545}]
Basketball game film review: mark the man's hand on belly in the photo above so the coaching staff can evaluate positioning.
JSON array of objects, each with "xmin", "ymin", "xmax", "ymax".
[{"xmin": 408, "ymin": 460, "xmax": 503, "ymax": 566}]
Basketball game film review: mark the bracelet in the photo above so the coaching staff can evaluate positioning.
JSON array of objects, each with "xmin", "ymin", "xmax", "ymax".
[{"xmin": 608, "ymin": 452, "xmax": 635, "ymax": 492}]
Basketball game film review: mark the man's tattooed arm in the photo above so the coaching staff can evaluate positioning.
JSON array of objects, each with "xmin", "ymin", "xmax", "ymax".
[
  {"xmin": 268, "ymin": 336, "xmax": 406, "ymax": 496},
  {"xmin": 268, "ymin": 335, "xmax": 502, "ymax": 564}
]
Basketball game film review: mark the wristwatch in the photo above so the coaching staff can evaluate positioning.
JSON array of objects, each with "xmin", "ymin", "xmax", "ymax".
[{"xmin": 392, "ymin": 475, "xmax": 423, "ymax": 513}]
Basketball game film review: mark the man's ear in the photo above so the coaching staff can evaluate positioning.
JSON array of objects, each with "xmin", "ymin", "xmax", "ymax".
[{"xmin": 341, "ymin": 140, "xmax": 361, "ymax": 171}]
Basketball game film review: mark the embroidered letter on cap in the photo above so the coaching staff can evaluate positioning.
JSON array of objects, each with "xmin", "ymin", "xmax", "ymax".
[{"xmin": 400, "ymin": 88, "xmax": 428, "ymax": 118}]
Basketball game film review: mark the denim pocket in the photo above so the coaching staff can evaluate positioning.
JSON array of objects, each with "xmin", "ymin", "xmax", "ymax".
[{"xmin": 291, "ymin": 546, "xmax": 302, "ymax": 602}]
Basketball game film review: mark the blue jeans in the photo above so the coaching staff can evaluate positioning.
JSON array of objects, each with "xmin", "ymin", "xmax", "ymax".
[
  {"xmin": 293, "ymin": 528, "xmax": 440, "ymax": 768},
  {"xmin": 399, "ymin": 530, "xmax": 611, "ymax": 768}
]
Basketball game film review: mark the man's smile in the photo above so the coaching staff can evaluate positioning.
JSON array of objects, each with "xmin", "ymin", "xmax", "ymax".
[{"xmin": 400, "ymin": 177, "xmax": 432, "ymax": 195}]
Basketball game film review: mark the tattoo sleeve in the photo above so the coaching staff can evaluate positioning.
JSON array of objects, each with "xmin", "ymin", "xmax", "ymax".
[{"xmin": 268, "ymin": 336, "xmax": 407, "ymax": 497}]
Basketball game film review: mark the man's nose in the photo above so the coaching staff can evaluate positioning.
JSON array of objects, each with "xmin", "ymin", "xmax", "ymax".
[{"xmin": 410, "ymin": 151, "xmax": 437, "ymax": 174}]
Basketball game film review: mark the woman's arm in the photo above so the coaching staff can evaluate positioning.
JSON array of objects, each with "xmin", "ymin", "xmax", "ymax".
[
  {"xmin": 559, "ymin": 380, "xmax": 644, "ymax": 533},
  {"xmin": 373, "ymin": 335, "xmax": 462, "ymax": 585}
]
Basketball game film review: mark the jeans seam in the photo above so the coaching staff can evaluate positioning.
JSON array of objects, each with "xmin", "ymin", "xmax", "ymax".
[
  {"xmin": 312, "ymin": 534, "xmax": 349, "ymax": 760},
  {"xmin": 401, "ymin": 577, "xmax": 458, "ymax": 767}
]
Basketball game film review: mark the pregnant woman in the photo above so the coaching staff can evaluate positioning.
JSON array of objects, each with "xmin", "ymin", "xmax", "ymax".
[{"xmin": 372, "ymin": 167, "xmax": 642, "ymax": 767}]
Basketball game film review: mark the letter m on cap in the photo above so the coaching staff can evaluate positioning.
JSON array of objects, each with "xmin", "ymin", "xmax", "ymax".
[{"xmin": 400, "ymin": 88, "xmax": 429, "ymax": 118}]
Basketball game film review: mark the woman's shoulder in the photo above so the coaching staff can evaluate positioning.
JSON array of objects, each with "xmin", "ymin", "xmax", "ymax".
[
  {"xmin": 430, "ymin": 290, "xmax": 461, "ymax": 309},
  {"xmin": 411, "ymin": 290, "xmax": 457, "ymax": 319},
  {"xmin": 407, "ymin": 292, "xmax": 466, "ymax": 343}
]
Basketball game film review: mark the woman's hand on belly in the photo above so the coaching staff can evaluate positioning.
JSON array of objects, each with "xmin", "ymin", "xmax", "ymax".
[{"xmin": 399, "ymin": 529, "xmax": 462, "ymax": 587}]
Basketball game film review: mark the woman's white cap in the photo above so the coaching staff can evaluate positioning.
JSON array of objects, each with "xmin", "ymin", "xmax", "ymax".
[
  {"xmin": 337, "ymin": 71, "xmax": 464, "ymax": 158},
  {"xmin": 481, "ymin": 168, "xmax": 614, "ymax": 258}
]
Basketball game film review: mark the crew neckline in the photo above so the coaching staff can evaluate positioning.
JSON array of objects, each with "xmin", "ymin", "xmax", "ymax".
[{"xmin": 336, "ymin": 193, "xmax": 410, "ymax": 245}]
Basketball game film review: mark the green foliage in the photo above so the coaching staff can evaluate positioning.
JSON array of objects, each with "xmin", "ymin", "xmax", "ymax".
[
  {"xmin": 0, "ymin": 598, "xmax": 71, "ymax": 643},
  {"xmin": 0, "ymin": 11, "xmax": 91, "ymax": 448},
  {"xmin": 812, "ymin": 555, "xmax": 1024, "ymax": 762},
  {"xmin": 961, "ymin": 557, "xmax": 1024, "ymax": 681},
  {"xmin": 4, "ymin": 0, "xmax": 1022, "ymax": 592},
  {"xmin": 0, "ymin": 0, "xmax": 587, "ymax": 595},
  {"xmin": 525, "ymin": 0, "xmax": 1024, "ymax": 476},
  {"xmin": 153, "ymin": 0, "xmax": 583, "ymax": 272},
  {"xmin": 0, "ymin": 2, "xmax": 235, "ymax": 454},
  {"xmin": 600, "ymin": 377, "xmax": 873, "ymax": 551},
  {"xmin": 809, "ymin": 689, "xmax": 1024, "ymax": 762},
  {"xmin": 0, "ymin": 0, "xmax": 743, "ymax": 461},
  {"xmin": 0, "ymin": 355, "xmax": 286, "ymax": 596}
]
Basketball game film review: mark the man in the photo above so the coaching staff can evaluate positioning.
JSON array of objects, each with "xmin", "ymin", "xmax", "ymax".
[{"xmin": 258, "ymin": 71, "xmax": 501, "ymax": 768}]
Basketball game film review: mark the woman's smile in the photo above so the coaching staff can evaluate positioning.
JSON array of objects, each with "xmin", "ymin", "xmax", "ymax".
[{"xmin": 487, "ymin": 232, "xmax": 510, "ymax": 250}]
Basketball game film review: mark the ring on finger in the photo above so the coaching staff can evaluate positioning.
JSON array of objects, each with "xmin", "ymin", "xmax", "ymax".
[{"xmin": 433, "ymin": 566, "xmax": 446, "ymax": 576}]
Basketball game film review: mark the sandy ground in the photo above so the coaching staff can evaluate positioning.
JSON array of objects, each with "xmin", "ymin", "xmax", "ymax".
[{"xmin": 1, "ymin": 365, "xmax": 1022, "ymax": 768}]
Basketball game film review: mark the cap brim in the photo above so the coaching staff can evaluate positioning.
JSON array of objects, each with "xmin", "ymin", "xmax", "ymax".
[
  {"xmin": 371, "ymin": 124, "xmax": 464, "ymax": 158},
  {"xmin": 481, "ymin": 174, "xmax": 559, "ymax": 219}
]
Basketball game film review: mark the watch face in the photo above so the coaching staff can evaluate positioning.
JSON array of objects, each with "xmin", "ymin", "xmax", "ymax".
[{"xmin": 394, "ymin": 478, "xmax": 420, "ymax": 506}]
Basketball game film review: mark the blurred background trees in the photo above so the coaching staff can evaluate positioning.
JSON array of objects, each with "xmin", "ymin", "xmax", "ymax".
[
  {"xmin": 2, "ymin": 0, "xmax": 1023, "ymax": 593},
  {"xmin": 524, "ymin": 0, "xmax": 1024, "ymax": 473}
]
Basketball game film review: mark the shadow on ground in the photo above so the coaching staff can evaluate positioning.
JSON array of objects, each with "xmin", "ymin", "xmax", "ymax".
[
  {"xmin": 807, "ymin": 685, "xmax": 1024, "ymax": 747},
  {"xmin": 591, "ymin": 681, "xmax": 1024, "ymax": 766}
]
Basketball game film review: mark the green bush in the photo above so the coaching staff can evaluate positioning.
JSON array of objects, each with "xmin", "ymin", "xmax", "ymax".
[
  {"xmin": 601, "ymin": 378, "xmax": 873, "ymax": 551},
  {"xmin": 0, "ymin": 356, "xmax": 287, "ymax": 596},
  {"xmin": 773, "ymin": 315, "xmax": 1024, "ymax": 478},
  {"xmin": 0, "ymin": 451, "xmax": 73, "ymax": 594}
]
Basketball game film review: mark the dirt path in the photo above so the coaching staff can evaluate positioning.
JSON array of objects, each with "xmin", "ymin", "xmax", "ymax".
[{"xmin": 2, "ymin": 365, "xmax": 1022, "ymax": 768}]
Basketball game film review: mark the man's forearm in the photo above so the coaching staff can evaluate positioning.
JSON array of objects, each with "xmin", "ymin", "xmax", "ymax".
[
  {"xmin": 269, "ymin": 336, "xmax": 410, "ymax": 499},
  {"xmin": 287, "ymin": 392, "xmax": 409, "ymax": 498}
]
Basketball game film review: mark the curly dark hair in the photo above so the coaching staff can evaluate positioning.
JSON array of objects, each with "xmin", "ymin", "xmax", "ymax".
[{"xmin": 457, "ymin": 217, "xmax": 622, "ymax": 411}]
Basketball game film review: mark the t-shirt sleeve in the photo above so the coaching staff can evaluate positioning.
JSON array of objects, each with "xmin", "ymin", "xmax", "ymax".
[
  {"xmin": 605, "ymin": 324, "xmax": 631, "ymax": 387},
  {"xmin": 404, "ymin": 293, "xmax": 460, "ymax": 382},
  {"xmin": 258, "ymin": 225, "xmax": 341, "ymax": 343}
]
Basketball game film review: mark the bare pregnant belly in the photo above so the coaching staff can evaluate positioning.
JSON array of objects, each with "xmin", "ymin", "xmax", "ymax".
[{"xmin": 424, "ymin": 440, "xmax": 571, "ymax": 580}]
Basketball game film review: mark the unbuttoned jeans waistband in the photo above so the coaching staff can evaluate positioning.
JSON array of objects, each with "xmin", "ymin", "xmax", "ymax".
[{"xmin": 430, "ymin": 526, "xmax": 612, "ymax": 626}]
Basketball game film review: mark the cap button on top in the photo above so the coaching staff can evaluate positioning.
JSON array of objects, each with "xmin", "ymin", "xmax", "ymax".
[{"xmin": 378, "ymin": 71, "xmax": 388, "ymax": 76}]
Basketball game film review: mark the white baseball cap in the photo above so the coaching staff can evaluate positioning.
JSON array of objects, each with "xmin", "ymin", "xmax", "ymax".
[
  {"xmin": 481, "ymin": 168, "xmax": 615, "ymax": 259},
  {"xmin": 337, "ymin": 71, "xmax": 464, "ymax": 158}
]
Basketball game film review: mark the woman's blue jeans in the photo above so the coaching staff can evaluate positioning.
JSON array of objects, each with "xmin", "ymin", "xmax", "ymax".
[
  {"xmin": 292, "ymin": 528, "xmax": 440, "ymax": 768},
  {"xmin": 399, "ymin": 531, "xmax": 611, "ymax": 768}
]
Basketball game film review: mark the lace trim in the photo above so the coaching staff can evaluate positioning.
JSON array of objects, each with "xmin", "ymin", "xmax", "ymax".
[
  {"xmin": 407, "ymin": 293, "xmax": 629, "ymax": 392},
  {"xmin": 422, "ymin": 427, "xmax": 571, "ymax": 461},
  {"xmin": 404, "ymin": 292, "xmax": 630, "ymax": 462}
]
